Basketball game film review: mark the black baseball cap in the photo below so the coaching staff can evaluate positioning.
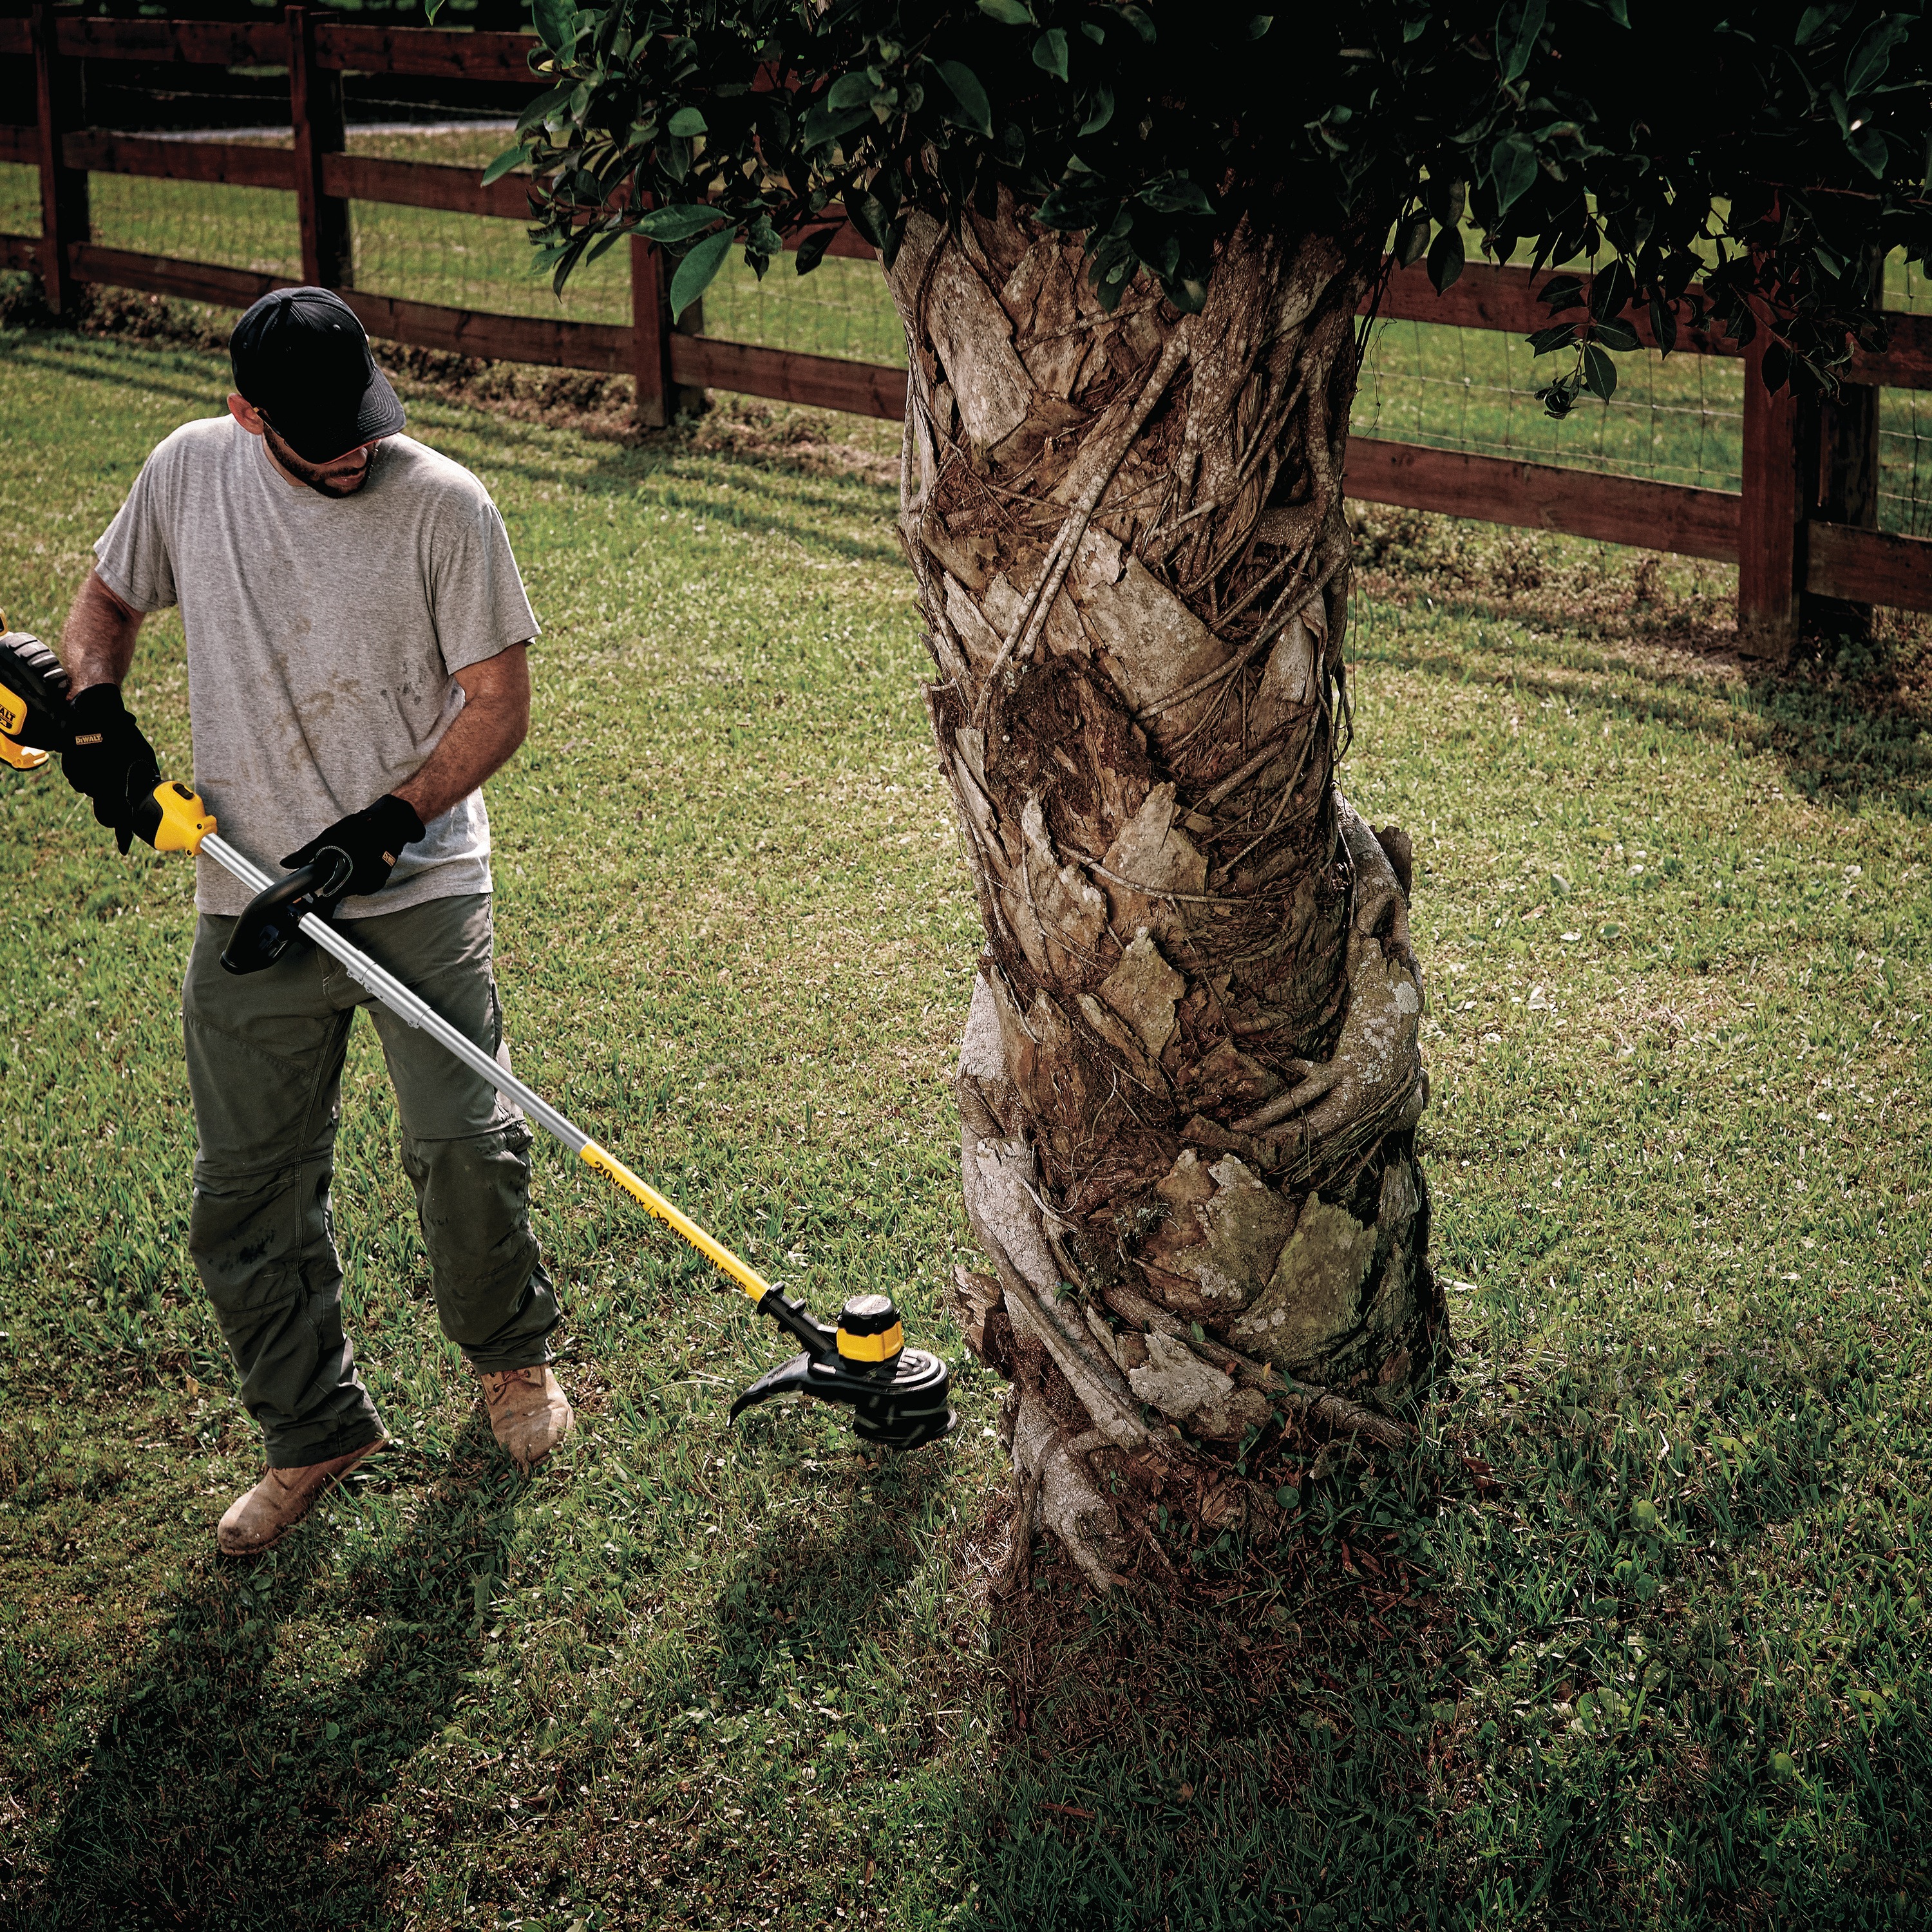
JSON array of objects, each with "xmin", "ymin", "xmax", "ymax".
[{"xmin": 229, "ymin": 287, "xmax": 406, "ymax": 464}]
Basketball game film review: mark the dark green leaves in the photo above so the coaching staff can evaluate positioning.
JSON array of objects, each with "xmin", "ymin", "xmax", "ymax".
[
  {"xmin": 497, "ymin": 0, "xmax": 1922, "ymax": 397},
  {"xmin": 1427, "ymin": 222, "xmax": 1464, "ymax": 293},
  {"xmin": 636, "ymin": 204, "xmax": 724, "ymax": 242},
  {"xmin": 669, "ymin": 224, "xmax": 735, "ymax": 319},
  {"xmin": 794, "ymin": 225, "xmax": 838, "ymax": 274},
  {"xmin": 1137, "ymin": 175, "xmax": 1215, "ymax": 216},
  {"xmin": 481, "ymin": 144, "xmax": 527, "ymax": 187},
  {"xmin": 1845, "ymin": 14, "xmax": 1912, "ymax": 95},
  {"xmin": 1490, "ymin": 131, "xmax": 1539, "ymax": 219},
  {"xmin": 1588, "ymin": 259, "xmax": 1633, "ymax": 322},
  {"xmin": 531, "ymin": 0, "xmax": 576, "ymax": 55},
  {"xmin": 1080, "ymin": 83, "xmax": 1115, "ymax": 136},
  {"xmin": 933, "ymin": 60, "xmax": 993, "ymax": 135},
  {"xmin": 1495, "ymin": 0, "xmax": 1548, "ymax": 83},
  {"xmin": 1033, "ymin": 28, "xmax": 1070, "ymax": 82}
]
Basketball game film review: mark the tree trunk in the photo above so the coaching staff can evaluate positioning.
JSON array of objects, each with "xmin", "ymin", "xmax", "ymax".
[{"xmin": 886, "ymin": 197, "xmax": 1442, "ymax": 1590}]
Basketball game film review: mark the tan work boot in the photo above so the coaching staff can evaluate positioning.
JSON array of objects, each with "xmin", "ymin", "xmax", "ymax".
[
  {"xmin": 216, "ymin": 1438, "xmax": 385, "ymax": 1557},
  {"xmin": 478, "ymin": 1365, "xmax": 574, "ymax": 1471}
]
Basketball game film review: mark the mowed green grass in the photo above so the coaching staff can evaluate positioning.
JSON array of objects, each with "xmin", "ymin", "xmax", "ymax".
[{"xmin": 1, "ymin": 330, "xmax": 1929, "ymax": 1931}]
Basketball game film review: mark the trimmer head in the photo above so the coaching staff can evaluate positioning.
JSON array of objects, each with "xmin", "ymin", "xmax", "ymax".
[{"xmin": 731, "ymin": 1289, "xmax": 957, "ymax": 1451}]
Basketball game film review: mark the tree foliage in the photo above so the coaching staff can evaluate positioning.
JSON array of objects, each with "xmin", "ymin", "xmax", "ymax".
[{"xmin": 473, "ymin": 0, "xmax": 1932, "ymax": 404}]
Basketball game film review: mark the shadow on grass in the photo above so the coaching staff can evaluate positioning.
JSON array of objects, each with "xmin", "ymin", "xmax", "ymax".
[
  {"xmin": 26, "ymin": 1421, "xmax": 518, "ymax": 1931},
  {"xmin": 951, "ymin": 1347, "xmax": 1932, "ymax": 1931},
  {"xmin": 1356, "ymin": 601, "xmax": 1931, "ymax": 823},
  {"xmin": 708, "ymin": 1439, "xmax": 952, "ymax": 1696}
]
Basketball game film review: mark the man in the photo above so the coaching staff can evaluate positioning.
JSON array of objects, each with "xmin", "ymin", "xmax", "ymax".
[{"xmin": 61, "ymin": 287, "xmax": 573, "ymax": 1557}]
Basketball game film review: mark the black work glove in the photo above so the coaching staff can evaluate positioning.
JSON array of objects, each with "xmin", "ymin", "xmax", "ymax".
[
  {"xmin": 281, "ymin": 793, "xmax": 426, "ymax": 900},
  {"xmin": 62, "ymin": 683, "xmax": 161, "ymax": 856}
]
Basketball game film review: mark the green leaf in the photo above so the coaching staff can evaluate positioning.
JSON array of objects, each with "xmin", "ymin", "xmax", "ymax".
[
  {"xmin": 1588, "ymin": 258, "xmax": 1633, "ymax": 321},
  {"xmin": 1845, "ymin": 14, "xmax": 1910, "ymax": 95},
  {"xmin": 794, "ymin": 225, "xmax": 837, "ymax": 274},
  {"xmin": 1079, "ymin": 83, "xmax": 1115, "ymax": 136},
  {"xmin": 582, "ymin": 225, "xmax": 626, "ymax": 269},
  {"xmin": 1394, "ymin": 211, "xmax": 1430, "ymax": 268},
  {"xmin": 1582, "ymin": 341, "xmax": 1618, "ymax": 400},
  {"xmin": 1118, "ymin": 5, "xmax": 1157, "ymax": 43},
  {"xmin": 1795, "ymin": 4, "xmax": 1846, "ymax": 47},
  {"xmin": 1527, "ymin": 321, "xmax": 1578, "ymax": 355},
  {"xmin": 636, "ymin": 204, "xmax": 724, "ymax": 242},
  {"xmin": 515, "ymin": 81, "xmax": 574, "ymax": 137},
  {"xmin": 1649, "ymin": 295, "xmax": 1678, "ymax": 354},
  {"xmin": 1032, "ymin": 28, "xmax": 1070, "ymax": 82},
  {"xmin": 1846, "ymin": 121, "xmax": 1889, "ymax": 177},
  {"xmin": 827, "ymin": 71, "xmax": 876, "ymax": 113},
  {"xmin": 1426, "ymin": 222, "xmax": 1464, "ymax": 292},
  {"xmin": 933, "ymin": 60, "xmax": 992, "ymax": 136},
  {"xmin": 844, "ymin": 190, "xmax": 891, "ymax": 251},
  {"xmin": 1490, "ymin": 131, "xmax": 1539, "ymax": 218},
  {"xmin": 1588, "ymin": 316, "xmax": 1639, "ymax": 350},
  {"xmin": 481, "ymin": 144, "xmax": 527, "ymax": 187},
  {"xmin": 1494, "ymin": 0, "xmax": 1548, "ymax": 82},
  {"xmin": 530, "ymin": 0, "xmax": 575, "ymax": 55},
  {"xmin": 667, "ymin": 107, "xmax": 707, "ymax": 137},
  {"xmin": 978, "ymin": 0, "xmax": 1035, "ymax": 22},
  {"xmin": 1138, "ymin": 175, "xmax": 1214, "ymax": 215},
  {"xmin": 670, "ymin": 224, "xmax": 735, "ymax": 321},
  {"xmin": 1249, "ymin": 14, "xmax": 1274, "ymax": 34},
  {"xmin": 1537, "ymin": 273, "xmax": 1584, "ymax": 311}
]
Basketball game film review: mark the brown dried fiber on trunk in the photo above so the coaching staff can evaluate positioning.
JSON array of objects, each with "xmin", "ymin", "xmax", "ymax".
[{"xmin": 887, "ymin": 196, "xmax": 1443, "ymax": 1590}]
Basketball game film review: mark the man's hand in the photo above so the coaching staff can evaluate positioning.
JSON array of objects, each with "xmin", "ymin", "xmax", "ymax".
[
  {"xmin": 282, "ymin": 793, "xmax": 426, "ymax": 899},
  {"xmin": 63, "ymin": 683, "xmax": 160, "ymax": 855}
]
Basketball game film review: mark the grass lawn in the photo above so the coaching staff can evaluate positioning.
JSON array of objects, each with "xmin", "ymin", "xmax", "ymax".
[{"xmin": 1, "ymin": 328, "xmax": 1929, "ymax": 1931}]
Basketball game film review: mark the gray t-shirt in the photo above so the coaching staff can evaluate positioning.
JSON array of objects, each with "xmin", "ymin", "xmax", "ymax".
[{"xmin": 93, "ymin": 417, "xmax": 538, "ymax": 918}]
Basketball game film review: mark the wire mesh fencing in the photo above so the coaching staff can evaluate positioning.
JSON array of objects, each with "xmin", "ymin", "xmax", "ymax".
[
  {"xmin": 1351, "ymin": 317, "xmax": 1745, "ymax": 496},
  {"xmin": 15, "ymin": 121, "xmax": 1932, "ymax": 535}
]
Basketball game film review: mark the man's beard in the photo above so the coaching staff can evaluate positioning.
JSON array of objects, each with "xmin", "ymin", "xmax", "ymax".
[{"xmin": 263, "ymin": 424, "xmax": 377, "ymax": 497}]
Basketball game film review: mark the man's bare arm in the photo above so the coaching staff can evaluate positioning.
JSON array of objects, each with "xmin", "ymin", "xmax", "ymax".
[
  {"xmin": 61, "ymin": 571, "xmax": 146, "ymax": 694},
  {"xmin": 393, "ymin": 644, "xmax": 531, "ymax": 826}
]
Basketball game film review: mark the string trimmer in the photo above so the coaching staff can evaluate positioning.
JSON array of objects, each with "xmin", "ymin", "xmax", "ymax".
[{"xmin": 1, "ymin": 626, "xmax": 955, "ymax": 1452}]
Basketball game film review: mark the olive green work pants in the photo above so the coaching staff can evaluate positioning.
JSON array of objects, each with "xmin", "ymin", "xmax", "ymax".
[{"xmin": 182, "ymin": 891, "xmax": 560, "ymax": 1467}]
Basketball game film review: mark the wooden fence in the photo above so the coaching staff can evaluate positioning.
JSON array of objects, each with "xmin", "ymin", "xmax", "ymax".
[{"xmin": 4, "ymin": 5, "xmax": 1930, "ymax": 656}]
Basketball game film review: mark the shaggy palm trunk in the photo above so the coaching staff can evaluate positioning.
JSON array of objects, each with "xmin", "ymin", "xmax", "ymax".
[{"xmin": 886, "ymin": 199, "xmax": 1441, "ymax": 1589}]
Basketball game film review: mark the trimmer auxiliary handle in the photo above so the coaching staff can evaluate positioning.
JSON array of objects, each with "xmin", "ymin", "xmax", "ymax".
[{"xmin": 146, "ymin": 781, "xmax": 957, "ymax": 1452}]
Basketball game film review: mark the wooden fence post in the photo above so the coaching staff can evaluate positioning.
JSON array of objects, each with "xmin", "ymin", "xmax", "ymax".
[
  {"xmin": 630, "ymin": 234, "xmax": 672, "ymax": 429},
  {"xmin": 31, "ymin": 1, "xmax": 88, "ymax": 316},
  {"xmin": 1737, "ymin": 325, "xmax": 1803, "ymax": 663},
  {"xmin": 630, "ymin": 234, "xmax": 707, "ymax": 427},
  {"xmin": 1800, "ymin": 381, "xmax": 1880, "ymax": 640},
  {"xmin": 289, "ymin": 6, "xmax": 350, "ymax": 289}
]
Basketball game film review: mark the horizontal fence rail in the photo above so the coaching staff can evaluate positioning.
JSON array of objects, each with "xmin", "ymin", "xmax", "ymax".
[{"xmin": 2, "ymin": 8, "xmax": 1928, "ymax": 650}]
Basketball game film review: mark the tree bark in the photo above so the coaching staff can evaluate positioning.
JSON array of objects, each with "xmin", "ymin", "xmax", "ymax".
[{"xmin": 886, "ymin": 196, "xmax": 1442, "ymax": 1589}]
